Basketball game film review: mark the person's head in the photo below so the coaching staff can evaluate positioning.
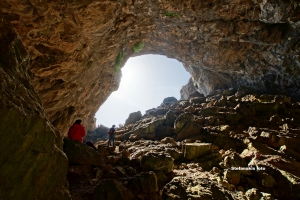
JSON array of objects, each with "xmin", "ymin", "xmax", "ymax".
[
  {"xmin": 112, "ymin": 125, "xmax": 116, "ymax": 128},
  {"xmin": 75, "ymin": 119, "xmax": 82, "ymax": 124}
]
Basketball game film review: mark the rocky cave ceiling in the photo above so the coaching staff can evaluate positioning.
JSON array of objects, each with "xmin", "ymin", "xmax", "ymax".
[{"xmin": 1, "ymin": 0, "xmax": 300, "ymax": 135}]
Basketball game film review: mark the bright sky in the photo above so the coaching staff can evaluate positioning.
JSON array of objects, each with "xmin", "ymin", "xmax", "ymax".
[{"xmin": 95, "ymin": 54, "xmax": 190, "ymax": 127}]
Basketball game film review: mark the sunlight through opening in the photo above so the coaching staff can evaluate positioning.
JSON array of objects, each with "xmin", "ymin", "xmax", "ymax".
[{"xmin": 95, "ymin": 55, "xmax": 191, "ymax": 127}]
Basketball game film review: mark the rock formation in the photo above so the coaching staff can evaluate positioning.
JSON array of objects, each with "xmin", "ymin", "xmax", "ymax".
[
  {"xmin": 85, "ymin": 125, "xmax": 110, "ymax": 143},
  {"xmin": 180, "ymin": 78, "xmax": 198, "ymax": 100},
  {"xmin": 1, "ymin": 0, "xmax": 300, "ymax": 199},
  {"xmin": 125, "ymin": 111, "xmax": 142, "ymax": 126},
  {"xmin": 65, "ymin": 91, "xmax": 300, "ymax": 199}
]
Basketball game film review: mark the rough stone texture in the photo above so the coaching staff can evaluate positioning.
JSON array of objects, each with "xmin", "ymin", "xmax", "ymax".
[
  {"xmin": 190, "ymin": 97, "xmax": 207, "ymax": 104},
  {"xmin": 180, "ymin": 77, "xmax": 198, "ymax": 100},
  {"xmin": 1, "ymin": 1, "xmax": 300, "ymax": 199},
  {"xmin": 162, "ymin": 96, "xmax": 178, "ymax": 104},
  {"xmin": 67, "ymin": 93, "xmax": 300, "ymax": 199},
  {"xmin": 63, "ymin": 139, "xmax": 103, "ymax": 166},
  {"xmin": 92, "ymin": 179, "xmax": 134, "ymax": 200},
  {"xmin": 184, "ymin": 143, "xmax": 212, "ymax": 160},
  {"xmin": 0, "ymin": 18, "xmax": 70, "ymax": 200},
  {"xmin": 140, "ymin": 152, "xmax": 174, "ymax": 174},
  {"xmin": 125, "ymin": 171, "xmax": 159, "ymax": 199},
  {"xmin": 1, "ymin": 0, "xmax": 300, "ymax": 136},
  {"xmin": 124, "ymin": 111, "xmax": 142, "ymax": 126}
]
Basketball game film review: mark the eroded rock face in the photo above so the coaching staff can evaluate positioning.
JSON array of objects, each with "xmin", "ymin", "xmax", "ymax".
[
  {"xmin": 0, "ymin": 21, "xmax": 70, "ymax": 199},
  {"xmin": 1, "ymin": 1, "xmax": 300, "ymax": 199},
  {"xmin": 1, "ymin": 0, "xmax": 300, "ymax": 135}
]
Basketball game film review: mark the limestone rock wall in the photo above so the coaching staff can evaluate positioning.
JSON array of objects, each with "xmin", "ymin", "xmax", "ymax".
[
  {"xmin": 1, "ymin": 0, "xmax": 300, "ymax": 199},
  {"xmin": 0, "ymin": 17, "xmax": 70, "ymax": 200},
  {"xmin": 180, "ymin": 77, "xmax": 197, "ymax": 100},
  {"xmin": 1, "ymin": 0, "xmax": 300, "ymax": 135}
]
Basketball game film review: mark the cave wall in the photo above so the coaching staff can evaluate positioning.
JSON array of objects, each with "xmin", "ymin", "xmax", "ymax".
[
  {"xmin": 0, "ymin": 16, "xmax": 70, "ymax": 199},
  {"xmin": 2, "ymin": 0, "xmax": 300, "ymax": 136},
  {"xmin": 0, "ymin": 0, "xmax": 300, "ymax": 199}
]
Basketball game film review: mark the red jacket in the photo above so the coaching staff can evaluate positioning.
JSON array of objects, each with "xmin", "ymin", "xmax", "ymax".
[{"xmin": 68, "ymin": 124, "xmax": 86, "ymax": 142}]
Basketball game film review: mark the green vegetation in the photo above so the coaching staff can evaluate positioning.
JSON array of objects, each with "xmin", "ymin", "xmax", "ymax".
[
  {"xmin": 133, "ymin": 41, "xmax": 144, "ymax": 53},
  {"xmin": 114, "ymin": 50, "xmax": 123, "ymax": 73},
  {"xmin": 164, "ymin": 12, "xmax": 180, "ymax": 18}
]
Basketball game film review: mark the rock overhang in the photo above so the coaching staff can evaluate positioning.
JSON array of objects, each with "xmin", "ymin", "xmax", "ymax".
[{"xmin": 1, "ymin": 0, "xmax": 300, "ymax": 134}]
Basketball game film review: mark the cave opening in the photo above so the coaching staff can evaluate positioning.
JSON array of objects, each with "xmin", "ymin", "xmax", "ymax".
[{"xmin": 95, "ymin": 54, "xmax": 190, "ymax": 128}]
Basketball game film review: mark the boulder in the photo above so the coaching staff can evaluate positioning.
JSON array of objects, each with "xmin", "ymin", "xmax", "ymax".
[
  {"xmin": 234, "ymin": 103, "xmax": 256, "ymax": 117},
  {"xmin": 120, "ymin": 118, "xmax": 165, "ymax": 141},
  {"xmin": 184, "ymin": 106, "xmax": 196, "ymax": 113},
  {"xmin": 155, "ymin": 125, "xmax": 174, "ymax": 139},
  {"xmin": 161, "ymin": 137, "xmax": 177, "ymax": 145},
  {"xmin": 245, "ymin": 188, "xmax": 261, "ymax": 200},
  {"xmin": 253, "ymin": 102, "xmax": 279, "ymax": 116},
  {"xmin": 165, "ymin": 110, "xmax": 176, "ymax": 126},
  {"xmin": 165, "ymin": 148, "xmax": 183, "ymax": 161},
  {"xmin": 198, "ymin": 106, "xmax": 219, "ymax": 116},
  {"xmin": 189, "ymin": 97, "xmax": 206, "ymax": 104},
  {"xmin": 92, "ymin": 179, "xmax": 134, "ymax": 200},
  {"xmin": 175, "ymin": 121, "xmax": 203, "ymax": 141},
  {"xmin": 125, "ymin": 172, "xmax": 159, "ymax": 199},
  {"xmin": 225, "ymin": 112, "xmax": 241, "ymax": 125},
  {"xmin": 189, "ymin": 91, "xmax": 205, "ymax": 99},
  {"xmin": 63, "ymin": 139, "xmax": 103, "ymax": 166},
  {"xmin": 235, "ymin": 85, "xmax": 258, "ymax": 98},
  {"xmin": 223, "ymin": 169, "xmax": 240, "ymax": 186},
  {"xmin": 219, "ymin": 151, "xmax": 249, "ymax": 171},
  {"xmin": 223, "ymin": 88, "xmax": 235, "ymax": 96},
  {"xmin": 183, "ymin": 143, "xmax": 211, "ymax": 160},
  {"xmin": 174, "ymin": 113, "xmax": 194, "ymax": 132},
  {"xmin": 162, "ymin": 97, "xmax": 178, "ymax": 105},
  {"xmin": 147, "ymin": 108, "xmax": 169, "ymax": 116},
  {"xmin": 213, "ymin": 96, "xmax": 227, "ymax": 106},
  {"xmin": 140, "ymin": 152, "xmax": 174, "ymax": 174},
  {"xmin": 125, "ymin": 111, "xmax": 142, "ymax": 126}
]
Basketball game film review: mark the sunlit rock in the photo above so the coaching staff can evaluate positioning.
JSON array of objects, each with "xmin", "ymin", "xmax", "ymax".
[
  {"xmin": 124, "ymin": 111, "xmax": 142, "ymax": 126},
  {"xmin": 183, "ymin": 143, "xmax": 212, "ymax": 160}
]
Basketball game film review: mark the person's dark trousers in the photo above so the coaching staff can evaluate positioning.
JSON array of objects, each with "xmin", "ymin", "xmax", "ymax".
[{"xmin": 107, "ymin": 134, "xmax": 115, "ymax": 147}]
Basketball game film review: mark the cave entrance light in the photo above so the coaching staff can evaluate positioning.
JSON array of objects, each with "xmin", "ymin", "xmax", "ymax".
[{"xmin": 95, "ymin": 54, "xmax": 191, "ymax": 128}]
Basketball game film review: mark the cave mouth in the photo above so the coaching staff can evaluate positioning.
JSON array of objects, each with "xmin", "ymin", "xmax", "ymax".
[{"xmin": 95, "ymin": 54, "xmax": 191, "ymax": 127}]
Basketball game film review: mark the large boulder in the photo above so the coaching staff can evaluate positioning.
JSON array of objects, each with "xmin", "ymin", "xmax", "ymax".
[
  {"xmin": 190, "ymin": 97, "xmax": 206, "ymax": 104},
  {"xmin": 147, "ymin": 108, "xmax": 169, "ymax": 116},
  {"xmin": 162, "ymin": 97, "xmax": 178, "ymax": 105},
  {"xmin": 223, "ymin": 169, "xmax": 241, "ymax": 186},
  {"xmin": 235, "ymin": 85, "xmax": 258, "ymax": 98},
  {"xmin": 165, "ymin": 110, "xmax": 176, "ymax": 126},
  {"xmin": 93, "ymin": 179, "xmax": 134, "ymax": 200},
  {"xmin": 63, "ymin": 139, "xmax": 103, "ymax": 166},
  {"xmin": 225, "ymin": 112, "xmax": 242, "ymax": 125},
  {"xmin": 198, "ymin": 106, "xmax": 219, "ymax": 116},
  {"xmin": 174, "ymin": 113, "xmax": 202, "ymax": 141},
  {"xmin": 125, "ymin": 172, "xmax": 159, "ymax": 199},
  {"xmin": 175, "ymin": 121, "xmax": 203, "ymax": 141},
  {"xmin": 174, "ymin": 113, "xmax": 194, "ymax": 132},
  {"xmin": 140, "ymin": 152, "xmax": 174, "ymax": 174},
  {"xmin": 189, "ymin": 91, "xmax": 205, "ymax": 99},
  {"xmin": 180, "ymin": 78, "xmax": 198, "ymax": 100},
  {"xmin": 120, "ymin": 118, "xmax": 165, "ymax": 141},
  {"xmin": 183, "ymin": 143, "xmax": 212, "ymax": 160},
  {"xmin": 125, "ymin": 111, "xmax": 142, "ymax": 126},
  {"xmin": 156, "ymin": 125, "xmax": 175, "ymax": 139}
]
